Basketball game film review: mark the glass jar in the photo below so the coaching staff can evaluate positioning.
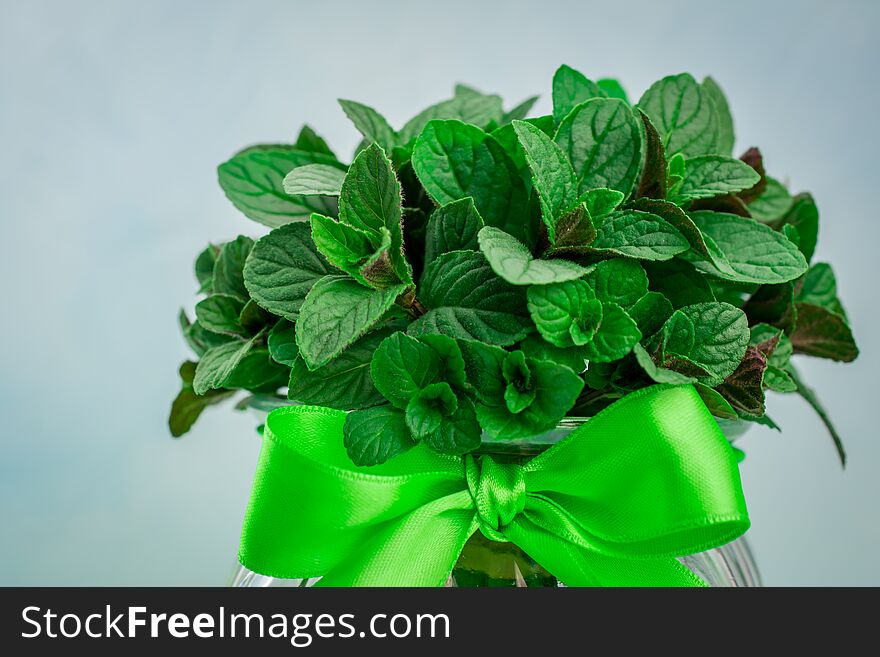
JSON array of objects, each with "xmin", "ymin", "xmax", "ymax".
[{"xmin": 231, "ymin": 412, "xmax": 760, "ymax": 587}]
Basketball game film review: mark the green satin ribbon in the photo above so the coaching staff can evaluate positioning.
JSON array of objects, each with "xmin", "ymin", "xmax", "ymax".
[{"xmin": 238, "ymin": 384, "xmax": 749, "ymax": 586}]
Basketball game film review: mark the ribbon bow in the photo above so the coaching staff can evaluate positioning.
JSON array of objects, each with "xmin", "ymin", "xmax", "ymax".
[{"xmin": 239, "ymin": 385, "xmax": 749, "ymax": 586}]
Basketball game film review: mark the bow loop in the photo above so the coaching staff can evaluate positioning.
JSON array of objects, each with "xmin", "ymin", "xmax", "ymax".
[{"xmin": 465, "ymin": 456, "xmax": 526, "ymax": 542}]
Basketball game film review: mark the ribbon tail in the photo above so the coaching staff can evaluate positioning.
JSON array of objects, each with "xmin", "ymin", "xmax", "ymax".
[
  {"xmin": 506, "ymin": 524, "xmax": 707, "ymax": 587},
  {"xmin": 317, "ymin": 492, "xmax": 478, "ymax": 587}
]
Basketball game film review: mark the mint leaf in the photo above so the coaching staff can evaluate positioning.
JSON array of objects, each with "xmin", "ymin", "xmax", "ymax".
[
  {"xmin": 195, "ymin": 245, "xmax": 218, "ymax": 293},
  {"xmin": 635, "ymin": 109, "xmax": 667, "ymax": 199},
  {"xmin": 716, "ymin": 346, "xmax": 768, "ymax": 416},
  {"xmin": 554, "ymin": 98, "xmax": 642, "ymax": 197},
  {"xmin": 597, "ymin": 78, "xmax": 629, "ymax": 103},
  {"xmin": 550, "ymin": 204, "xmax": 597, "ymax": 252},
  {"xmin": 338, "ymin": 99, "xmax": 398, "ymax": 153},
  {"xmin": 527, "ymin": 279, "xmax": 599, "ymax": 348},
  {"xmin": 627, "ymin": 198, "xmax": 712, "ymax": 258},
  {"xmin": 742, "ymin": 283, "xmax": 796, "ymax": 333},
  {"xmin": 474, "ymin": 351, "xmax": 584, "ymax": 440},
  {"xmin": 289, "ymin": 329, "xmax": 391, "ymax": 410},
  {"xmin": 212, "ymin": 235, "xmax": 254, "ymax": 301},
  {"xmin": 399, "ymin": 90, "xmax": 504, "ymax": 145},
  {"xmin": 589, "ymin": 210, "xmax": 689, "ymax": 260},
  {"xmin": 338, "ymin": 143, "xmax": 411, "ymax": 286},
  {"xmin": 294, "ymin": 125, "xmax": 336, "ymax": 158},
  {"xmin": 478, "ymin": 226, "xmax": 589, "ymax": 285},
  {"xmin": 790, "ymin": 303, "xmax": 858, "ymax": 362},
  {"xmin": 218, "ymin": 145, "xmax": 342, "ymax": 227},
  {"xmin": 512, "ymin": 120, "xmax": 579, "ymax": 240},
  {"xmin": 424, "ymin": 198, "xmax": 484, "ymax": 264},
  {"xmin": 267, "ymin": 319, "xmax": 297, "ymax": 366},
  {"xmin": 223, "ymin": 348, "xmax": 288, "ymax": 390},
  {"xmin": 746, "ymin": 176, "xmax": 792, "ymax": 223},
  {"xmin": 582, "ymin": 188, "xmax": 624, "ymax": 220},
  {"xmin": 644, "ymin": 260, "xmax": 715, "ymax": 308},
  {"xmin": 503, "ymin": 95, "xmax": 539, "ymax": 123},
  {"xmin": 777, "ymin": 193, "xmax": 819, "ymax": 262},
  {"xmin": 627, "ymin": 291, "xmax": 673, "ymax": 338},
  {"xmin": 418, "ymin": 333, "xmax": 470, "ymax": 392},
  {"xmin": 489, "ymin": 116, "xmax": 555, "ymax": 172},
  {"xmin": 581, "ymin": 302, "xmax": 641, "ymax": 362},
  {"xmin": 583, "ymin": 259, "xmax": 648, "ymax": 309},
  {"xmin": 405, "ymin": 382, "xmax": 458, "ymax": 438},
  {"xmin": 243, "ymin": 222, "xmax": 334, "ymax": 321},
  {"xmin": 518, "ymin": 334, "xmax": 587, "ymax": 373},
  {"xmin": 421, "ymin": 396, "xmax": 482, "ymax": 455},
  {"xmin": 371, "ymin": 332, "xmax": 441, "ymax": 408},
  {"xmin": 552, "ymin": 65, "xmax": 604, "ymax": 125},
  {"xmin": 796, "ymin": 263, "xmax": 847, "ymax": 317},
  {"xmin": 687, "ymin": 210, "xmax": 808, "ymax": 283},
  {"xmin": 296, "ymin": 276, "xmax": 406, "ymax": 369},
  {"xmin": 694, "ymin": 383, "xmax": 738, "ymax": 420},
  {"xmin": 169, "ymin": 362, "xmax": 235, "ymax": 438},
  {"xmin": 702, "ymin": 77, "xmax": 735, "ymax": 155},
  {"xmin": 633, "ymin": 343, "xmax": 698, "ymax": 385},
  {"xmin": 676, "ymin": 156, "xmax": 760, "ymax": 201},
  {"xmin": 343, "ymin": 405, "xmax": 416, "ymax": 466},
  {"xmin": 637, "ymin": 73, "xmax": 719, "ymax": 157},
  {"xmin": 283, "ymin": 164, "xmax": 346, "ymax": 197},
  {"xmin": 238, "ymin": 299, "xmax": 274, "ymax": 335},
  {"xmin": 408, "ymin": 251, "xmax": 532, "ymax": 345},
  {"xmin": 412, "ymin": 120, "xmax": 531, "ymax": 244},
  {"xmin": 309, "ymin": 213, "xmax": 379, "ymax": 282},
  {"xmin": 660, "ymin": 302, "xmax": 750, "ymax": 384},
  {"xmin": 179, "ymin": 309, "xmax": 233, "ymax": 356},
  {"xmin": 193, "ymin": 335, "xmax": 259, "ymax": 395},
  {"xmin": 195, "ymin": 294, "xmax": 246, "ymax": 337}
]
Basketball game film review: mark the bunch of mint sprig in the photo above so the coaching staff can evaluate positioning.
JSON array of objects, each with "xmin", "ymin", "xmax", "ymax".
[{"xmin": 170, "ymin": 66, "xmax": 858, "ymax": 466}]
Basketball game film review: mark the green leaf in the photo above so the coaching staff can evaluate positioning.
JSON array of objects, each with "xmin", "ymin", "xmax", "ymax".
[
  {"xmin": 502, "ymin": 95, "xmax": 540, "ymax": 123},
  {"xmin": 790, "ymin": 303, "xmax": 858, "ymax": 362},
  {"xmin": 582, "ymin": 188, "xmax": 624, "ymax": 220},
  {"xmin": 421, "ymin": 396, "xmax": 482, "ymax": 455},
  {"xmin": 338, "ymin": 99, "xmax": 398, "ymax": 153},
  {"xmin": 294, "ymin": 124, "xmax": 336, "ymax": 158},
  {"xmin": 408, "ymin": 251, "xmax": 532, "ymax": 345},
  {"xmin": 195, "ymin": 294, "xmax": 246, "ymax": 337},
  {"xmin": 583, "ymin": 259, "xmax": 648, "ymax": 309},
  {"xmin": 637, "ymin": 73, "xmax": 719, "ymax": 158},
  {"xmin": 412, "ymin": 120, "xmax": 532, "ymax": 244},
  {"xmin": 627, "ymin": 197, "xmax": 712, "ymax": 258},
  {"xmin": 580, "ymin": 302, "xmax": 642, "ymax": 362},
  {"xmin": 399, "ymin": 91, "xmax": 504, "ymax": 145},
  {"xmin": 527, "ymin": 279, "xmax": 599, "ymax": 348},
  {"xmin": 550, "ymin": 204, "xmax": 597, "ymax": 252},
  {"xmin": 475, "ymin": 353, "xmax": 584, "ymax": 440},
  {"xmin": 212, "ymin": 235, "xmax": 254, "ymax": 301},
  {"xmin": 169, "ymin": 361, "xmax": 235, "ymax": 438},
  {"xmin": 218, "ymin": 145, "xmax": 342, "ymax": 227},
  {"xmin": 238, "ymin": 299, "xmax": 274, "ymax": 335},
  {"xmin": 746, "ymin": 176, "xmax": 792, "ymax": 223},
  {"xmin": 223, "ymin": 348, "xmax": 288, "ymax": 390},
  {"xmin": 193, "ymin": 335, "xmax": 259, "ymax": 395},
  {"xmin": 518, "ymin": 334, "xmax": 587, "ymax": 373},
  {"xmin": 424, "ymin": 198, "xmax": 484, "ymax": 264},
  {"xmin": 512, "ymin": 120, "xmax": 579, "ymax": 240},
  {"xmin": 243, "ymin": 222, "xmax": 334, "ymax": 321},
  {"xmin": 644, "ymin": 260, "xmax": 715, "ymax": 308},
  {"xmin": 701, "ymin": 77, "xmax": 734, "ymax": 155},
  {"xmin": 296, "ymin": 276, "xmax": 406, "ymax": 369},
  {"xmin": 627, "ymin": 291, "xmax": 673, "ymax": 338},
  {"xmin": 554, "ymin": 99, "xmax": 642, "ymax": 197},
  {"xmin": 635, "ymin": 109, "xmax": 667, "ymax": 199},
  {"xmin": 371, "ymin": 332, "xmax": 441, "ymax": 408},
  {"xmin": 478, "ymin": 226, "xmax": 589, "ymax": 285},
  {"xmin": 195, "ymin": 245, "xmax": 218, "ymax": 293},
  {"xmin": 660, "ymin": 302, "xmax": 750, "ymax": 384},
  {"xmin": 343, "ymin": 405, "xmax": 416, "ymax": 466},
  {"xmin": 405, "ymin": 382, "xmax": 458, "ymax": 438},
  {"xmin": 742, "ymin": 283, "xmax": 796, "ymax": 333},
  {"xmin": 267, "ymin": 320, "xmax": 298, "ymax": 366},
  {"xmin": 552, "ymin": 65, "xmax": 605, "ymax": 125},
  {"xmin": 778, "ymin": 193, "xmax": 819, "ymax": 262},
  {"xmin": 309, "ymin": 213, "xmax": 379, "ymax": 283},
  {"xmin": 282, "ymin": 164, "xmax": 346, "ymax": 196},
  {"xmin": 489, "ymin": 116, "xmax": 555, "ymax": 172},
  {"xmin": 633, "ymin": 343, "xmax": 698, "ymax": 385},
  {"xmin": 288, "ymin": 329, "xmax": 391, "ymax": 410},
  {"xmin": 796, "ymin": 263, "xmax": 846, "ymax": 317},
  {"xmin": 589, "ymin": 210, "xmax": 689, "ymax": 260},
  {"xmin": 179, "ymin": 309, "xmax": 233, "ymax": 356},
  {"xmin": 338, "ymin": 143, "xmax": 411, "ymax": 286},
  {"xmin": 687, "ymin": 210, "xmax": 808, "ymax": 283},
  {"xmin": 676, "ymin": 156, "xmax": 760, "ymax": 201},
  {"xmin": 788, "ymin": 367, "xmax": 846, "ymax": 466},
  {"xmin": 694, "ymin": 383, "xmax": 738, "ymax": 420},
  {"xmin": 597, "ymin": 78, "xmax": 629, "ymax": 103}
]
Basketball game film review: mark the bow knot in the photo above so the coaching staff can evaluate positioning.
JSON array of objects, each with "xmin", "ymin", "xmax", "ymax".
[{"xmin": 465, "ymin": 455, "xmax": 526, "ymax": 542}]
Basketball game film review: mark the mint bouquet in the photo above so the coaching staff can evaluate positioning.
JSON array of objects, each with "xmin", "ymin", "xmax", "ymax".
[{"xmin": 170, "ymin": 66, "xmax": 858, "ymax": 467}]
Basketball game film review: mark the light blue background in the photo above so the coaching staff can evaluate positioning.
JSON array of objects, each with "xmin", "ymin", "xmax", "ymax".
[{"xmin": 1, "ymin": 0, "xmax": 877, "ymax": 585}]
